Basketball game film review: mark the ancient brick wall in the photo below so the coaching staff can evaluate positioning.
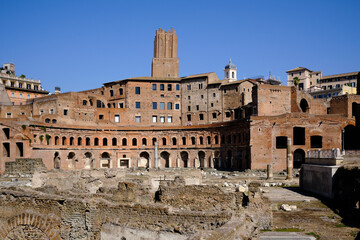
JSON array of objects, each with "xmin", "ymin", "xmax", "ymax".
[{"xmin": 4, "ymin": 158, "xmax": 46, "ymax": 176}]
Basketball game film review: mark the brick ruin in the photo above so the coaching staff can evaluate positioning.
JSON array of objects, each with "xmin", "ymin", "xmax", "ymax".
[{"xmin": 0, "ymin": 169, "xmax": 272, "ymax": 239}]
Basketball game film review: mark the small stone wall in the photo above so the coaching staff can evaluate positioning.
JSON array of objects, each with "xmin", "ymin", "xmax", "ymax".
[{"xmin": 4, "ymin": 158, "xmax": 46, "ymax": 176}]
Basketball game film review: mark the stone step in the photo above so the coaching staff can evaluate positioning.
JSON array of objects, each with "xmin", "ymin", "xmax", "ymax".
[{"xmin": 259, "ymin": 232, "xmax": 316, "ymax": 240}]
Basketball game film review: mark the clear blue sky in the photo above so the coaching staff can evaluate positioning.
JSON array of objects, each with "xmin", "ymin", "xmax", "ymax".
[{"xmin": 1, "ymin": 0, "xmax": 359, "ymax": 93}]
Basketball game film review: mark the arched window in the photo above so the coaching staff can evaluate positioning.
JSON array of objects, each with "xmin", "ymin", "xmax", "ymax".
[
  {"xmin": 191, "ymin": 137, "xmax": 196, "ymax": 145},
  {"xmin": 182, "ymin": 137, "xmax": 186, "ymax": 145},
  {"xmin": 86, "ymin": 137, "xmax": 90, "ymax": 146},
  {"xmin": 94, "ymin": 138, "xmax": 99, "ymax": 146},
  {"xmin": 112, "ymin": 138, "xmax": 117, "ymax": 146},
  {"xmin": 232, "ymin": 72, "xmax": 234, "ymax": 78},
  {"xmin": 45, "ymin": 118, "xmax": 50, "ymax": 123},
  {"xmin": 172, "ymin": 137, "xmax": 177, "ymax": 145},
  {"xmin": 162, "ymin": 137, "xmax": 167, "ymax": 146},
  {"xmin": 122, "ymin": 138, "xmax": 127, "ymax": 146},
  {"xmin": 77, "ymin": 137, "xmax": 82, "ymax": 145},
  {"xmin": 103, "ymin": 138, "xmax": 108, "ymax": 146},
  {"xmin": 207, "ymin": 136, "xmax": 211, "ymax": 144},
  {"xmin": 142, "ymin": 138, "xmax": 147, "ymax": 146},
  {"xmin": 214, "ymin": 136, "xmax": 219, "ymax": 144},
  {"xmin": 152, "ymin": 137, "xmax": 157, "ymax": 145},
  {"xmin": 69, "ymin": 137, "xmax": 74, "ymax": 146},
  {"xmin": 132, "ymin": 138, "xmax": 137, "ymax": 146},
  {"xmin": 199, "ymin": 136, "xmax": 203, "ymax": 145},
  {"xmin": 110, "ymin": 90, "xmax": 114, "ymax": 97},
  {"xmin": 62, "ymin": 136, "xmax": 66, "ymax": 145},
  {"xmin": 52, "ymin": 119, "xmax": 57, "ymax": 124},
  {"xmin": 55, "ymin": 136, "xmax": 59, "ymax": 145}
]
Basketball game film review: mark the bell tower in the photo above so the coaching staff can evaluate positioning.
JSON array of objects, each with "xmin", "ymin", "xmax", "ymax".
[
  {"xmin": 151, "ymin": 28, "xmax": 179, "ymax": 78},
  {"xmin": 224, "ymin": 59, "xmax": 237, "ymax": 82}
]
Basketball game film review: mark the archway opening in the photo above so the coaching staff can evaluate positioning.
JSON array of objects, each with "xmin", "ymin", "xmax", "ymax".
[
  {"xmin": 343, "ymin": 125, "xmax": 360, "ymax": 150},
  {"xmin": 293, "ymin": 149, "xmax": 305, "ymax": 168},
  {"xmin": 198, "ymin": 151, "xmax": 205, "ymax": 168},
  {"xmin": 160, "ymin": 151, "xmax": 170, "ymax": 168},
  {"xmin": 180, "ymin": 151, "xmax": 188, "ymax": 168},
  {"xmin": 139, "ymin": 151, "xmax": 150, "ymax": 168},
  {"xmin": 300, "ymin": 99, "xmax": 309, "ymax": 113}
]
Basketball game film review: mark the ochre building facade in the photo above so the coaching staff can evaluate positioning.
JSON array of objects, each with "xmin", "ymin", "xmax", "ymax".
[{"xmin": 0, "ymin": 28, "xmax": 357, "ymax": 173}]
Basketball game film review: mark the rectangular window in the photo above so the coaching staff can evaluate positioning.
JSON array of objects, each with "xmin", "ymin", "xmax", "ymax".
[
  {"xmin": 19, "ymin": 83, "xmax": 22, "ymax": 88},
  {"xmin": 160, "ymin": 84, "xmax": 164, "ymax": 91},
  {"xmin": 152, "ymin": 84, "xmax": 157, "ymax": 90},
  {"xmin": 213, "ymin": 93, "xmax": 216, "ymax": 97},
  {"xmin": 152, "ymin": 102, "xmax": 157, "ymax": 109},
  {"xmin": 40, "ymin": 110, "xmax": 44, "ymax": 115},
  {"xmin": 188, "ymin": 96, "xmax": 191, "ymax": 100},
  {"xmin": 6, "ymin": 112, "xmax": 11, "ymax": 118},
  {"xmin": 201, "ymin": 95, "xmax": 204, "ymax": 99},
  {"xmin": 99, "ymin": 114, "xmax": 104, "ymax": 120},
  {"xmin": 196, "ymin": 105, "xmax": 199, "ymax": 110},
  {"xmin": 293, "ymin": 127, "xmax": 305, "ymax": 145},
  {"xmin": 115, "ymin": 115, "xmax": 120, "ymax": 123},
  {"xmin": 199, "ymin": 83, "xmax": 203, "ymax": 89},
  {"xmin": 167, "ymin": 116, "xmax": 172, "ymax": 123},
  {"xmin": 34, "ymin": 85, "xmax": 38, "ymax": 90},
  {"xmin": 136, "ymin": 116, "xmax": 141, "ymax": 123},
  {"xmin": 119, "ymin": 102, "xmax": 124, "ymax": 108},
  {"xmin": 50, "ymin": 109, "xmax": 54, "ymax": 114},
  {"xmin": 152, "ymin": 116, "xmax": 157, "ymax": 123},
  {"xmin": 276, "ymin": 136, "xmax": 287, "ymax": 149},
  {"xmin": 64, "ymin": 109, "xmax": 68, "ymax": 115},
  {"xmin": 136, "ymin": 102, "xmax": 141, "ymax": 109},
  {"xmin": 187, "ymin": 84, "xmax": 191, "ymax": 90},
  {"xmin": 176, "ymin": 84, "xmax": 180, "ymax": 90},
  {"xmin": 199, "ymin": 113, "xmax": 204, "ymax": 120},
  {"xmin": 135, "ymin": 87, "xmax": 140, "ymax": 94},
  {"xmin": 119, "ymin": 88, "xmax": 123, "ymax": 95},
  {"xmin": 187, "ymin": 114, "xmax": 191, "ymax": 121},
  {"xmin": 160, "ymin": 116, "xmax": 165, "ymax": 123},
  {"xmin": 11, "ymin": 82, "xmax": 15, "ymax": 87},
  {"xmin": 212, "ymin": 112, "xmax": 217, "ymax": 119},
  {"xmin": 19, "ymin": 93, "xmax": 23, "ymax": 98},
  {"xmin": 175, "ymin": 103, "xmax": 180, "ymax": 110},
  {"xmin": 27, "ymin": 84, "xmax": 31, "ymax": 89},
  {"xmin": 160, "ymin": 102, "xmax": 165, "ymax": 110},
  {"xmin": 311, "ymin": 136, "xmax": 322, "ymax": 148},
  {"xmin": 188, "ymin": 106, "xmax": 191, "ymax": 111},
  {"xmin": 27, "ymin": 94, "xmax": 30, "ymax": 99},
  {"xmin": 168, "ymin": 102, "xmax": 172, "ymax": 110},
  {"xmin": 168, "ymin": 84, "xmax": 172, "ymax": 91},
  {"xmin": 211, "ymin": 103, "xmax": 214, "ymax": 107}
]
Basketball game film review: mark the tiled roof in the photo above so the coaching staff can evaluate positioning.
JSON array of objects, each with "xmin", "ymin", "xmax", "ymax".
[{"xmin": 321, "ymin": 71, "xmax": 359, "ymax": 80}]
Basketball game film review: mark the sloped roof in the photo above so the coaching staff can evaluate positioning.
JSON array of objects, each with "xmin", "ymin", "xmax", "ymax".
[
  {"xmin": 321, "ymin": 71, "xmax": 359, "ymax": 80},
  {"xmin": 286, "ymin": 67, "xmax": 312, "ymax": 73}
]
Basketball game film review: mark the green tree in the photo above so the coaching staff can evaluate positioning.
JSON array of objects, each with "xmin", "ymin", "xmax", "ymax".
[
  {"xmin": 293, "ymin": 77, "xmax": 300, "ymax": 88},
  {"xmin": 19, "ymin": 74, "xmax": 26, "ymax": 78}
]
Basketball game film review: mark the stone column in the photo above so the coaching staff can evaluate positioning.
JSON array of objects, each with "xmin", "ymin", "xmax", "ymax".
[
  {"xmin": 267, "ymin": 164, "xmax": 273, "ymax": 180},
  {"xmin": 154, "ymin": 141, "xmax": 158, "ymax": 168},
  {"xmin": 287, "ymin": 138, "xmax": 293, "ymax": 180}
]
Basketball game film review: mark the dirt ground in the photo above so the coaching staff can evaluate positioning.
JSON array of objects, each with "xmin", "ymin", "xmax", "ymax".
[{"xmin": 268, "ymin": 188, "xmax": 360, "ymax": 240}]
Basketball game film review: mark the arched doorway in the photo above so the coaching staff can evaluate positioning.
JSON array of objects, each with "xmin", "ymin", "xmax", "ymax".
[
  {"xmin": 54, "ymin": 152, "xmax": 60, "ymax": 169},
  {"xmin": 180, "ymin": 151, "xmax": 188, "ymax": 168},
  {"xmin": 67, "ymin": 152, "xmax": 76, "ymax": 170},
  {"xmin": 226, "ymin": 150, "xmax": 232, "ymax": 169},
  {"xmin": 198, "ymin": 151, "xmax": 205, "ymax": 168},
  {"xmin": 84, "ymin": 152, "xmax": 94, "ymax": 169},
  {"xmin": 293, "ymin": 149, "xmax": 305, "ymax": 168},
  {"xmin": 139, "ymin": 152, "xmax": 150, "ymax": 168},
  {"xmin": 100, "ymin": 152, "xmax": 111, "ymax": 168},
  {"xmin": 300, "ymin": 99, "xmax": 309, "ymax": 113},
  {"xmin": 160, "ymin": 151, "xmax": 170, "ymax": 168},
  {"xmin": 214, "ymin": 151, "xmax": 220, "ymax": 169},
  {"xmin": 343, "ymin": 125, "xmax": 360, "ymax": 150}
]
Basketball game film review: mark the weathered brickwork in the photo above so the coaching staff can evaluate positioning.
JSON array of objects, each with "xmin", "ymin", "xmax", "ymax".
[{"xmin": 0, "ymin": 28, "xmax": 357, "ymax": 174}]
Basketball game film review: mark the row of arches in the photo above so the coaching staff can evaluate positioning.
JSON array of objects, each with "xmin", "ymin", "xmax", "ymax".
[
  {"xmin": 36, "ymin": 133, "xmax": 249, "ymax": 147},
  {"xmin": 53, "ymin": 150, "xmax": 214, "ymax": 170}
]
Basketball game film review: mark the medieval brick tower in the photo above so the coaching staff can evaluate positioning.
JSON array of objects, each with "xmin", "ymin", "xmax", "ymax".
[{"xmin": 151, "ymin": 28, "xmax": 179, "ymax": 78}]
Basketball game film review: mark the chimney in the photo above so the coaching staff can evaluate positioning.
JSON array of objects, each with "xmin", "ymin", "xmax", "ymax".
[{"xmin": 54, "ymin": 87, "xmax": 61, "ymax": 94}]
